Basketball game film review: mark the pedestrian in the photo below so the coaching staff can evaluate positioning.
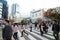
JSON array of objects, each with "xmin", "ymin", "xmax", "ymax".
[
  {"xmin": 13, "ymin": 23, "xmax": 19, "ymax": 40},
  {"xmin": 30, "ymin": 23, "xmax": 32, "ymax": 32},
  {"xmin": 2, "ymin": 20, "xmax": 13, "ymax": 40},
  {"xmin": 39, "ymin": 22, "xmax": 44, "ymax": 35},
  {"xmin": 2, "ymin": 23, "xmax": 5, "ymax": 40},
  {"xmin": 21, "ymin": 24, "xmax": 28, "ymax": 37},
  {"xmin": 52, "ymin": 20, "xmax": 60, "ymax": 40},
  {"xmin": 35, "ymin": 21, "xmax": 38, "ymax": 30},
  {"xmin": 45, "ymin": 23, "xmax": 49, "ymax": 33},
  {"xmin": 43, "ymin": 23, "xmax": 48, "ymax": 34}
]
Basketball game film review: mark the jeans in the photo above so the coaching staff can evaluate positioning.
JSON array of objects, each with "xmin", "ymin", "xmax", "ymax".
[
  {"xmin": 30, "ymin": 27, "xmax": 32, "ymax": 32},
  {"xmin": 53, "ymin": 32, "xmax": 59, "ymax": 40},
  {"xmin": 13, "ymin": 32, "xmax": 19, "ymax": 40},
  {"xmin": 21, "ymin": 30, "xmax": 28, "ymax": 37}
]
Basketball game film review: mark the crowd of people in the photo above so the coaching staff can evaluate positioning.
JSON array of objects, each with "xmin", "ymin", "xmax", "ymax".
[
  {"xmin": 0, "ymin": 19, "xmax": 60, "ymax": 40},
  {"xmin": 32, "ymin": 20, "xmax": 60, "ymax": 40},
  {"xmin": 0, "ymin": 20, "xmax": 19, "ymax": 40}
]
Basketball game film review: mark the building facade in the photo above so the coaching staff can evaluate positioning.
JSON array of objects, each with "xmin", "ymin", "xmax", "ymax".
[
  {"xmin": 30, "ymin": 9, "xmax": 44, "ymax": 23},
  {"xmin": 0, "ymin": 0, "xmax": 8, "ymax": 19},
  {"xmin": 0, "ymin": 2, "xmax": 3, "ymax": 18},
  {"xmin": 30, "ymin": 9, "xmax": 44, "ymax": 19},
  {"xmin": 11, "ymin": 3, "xmax": 20, "ymax": 22}
]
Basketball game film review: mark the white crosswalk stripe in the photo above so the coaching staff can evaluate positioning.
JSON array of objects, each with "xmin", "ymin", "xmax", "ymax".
[
  {"xmin": 32, "ymin": 29, "xmax": 55, "ymax": 39},
  {"xmin": 47, "ymin": 32, "xmax": 53, "ymax": 35},
  {"xmin": 24, "ymin": 33, "xmax": 37, "ymax": 40},
  {"xmin": 59, "ymin": 33, "xmax": 60, "ymax": 34},
  {"xmin": 27, "ymin": 28, "xmax": 55, "ymax": 38},
  {"xmin": 26, "ymin": 29, "xmax": 49, "ymax": 40},
  {"xmin": 18, "ymin": 30, "xmax": 25, "ymax": 40},
  {"xmin": 18, "ymin": 30, "xmax": 37, "ymax": 40},
  {"xmin": 28, "ymin": 35, "xmax": 37, "ymax": 40},
  {"xmin": 18, "ymin": 29, "xmax": 60, "ymax": 40}
]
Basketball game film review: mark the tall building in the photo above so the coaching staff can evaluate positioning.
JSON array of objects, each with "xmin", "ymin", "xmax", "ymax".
[
  {"xmin": 11, "ymin": 3, "xmax": 20, "ymax": 22},
  {"xmin": 0, "ymin": 2, "xmax": 3, "ymax": 18},
  {"xmin": 11, "ymin": 4, "xmax": 16, "ymax": 18},
  {"xmin": 0, "ymin": 0, "xmax": 8, "ymax": 19}
]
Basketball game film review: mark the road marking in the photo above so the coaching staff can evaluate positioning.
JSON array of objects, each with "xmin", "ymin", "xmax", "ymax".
[
  {"xmin": 47, "ymin": 32, "xmax": 53, "ymax": 35},
  {"xmin": 18, "ymin": 30, "xmax": 25, "ymax": 40},
  {"xmin": 59, "ymin": 33, "xmax": 60, "ymax": 34},
  {"xmin": 24, "ymin": 33, "xmax": 37, "ymax": 40},
  {"xmin": 43, "ymin": 34, "xmax": 54, "ymax": 39},
  {"xmin": 26, "ymin": 29, "xmax": 49, "ymax": 40},
  {"xmin": 28, "ymin": 35, "xmax": 37, "ymax": 40},
  {"xmin": 32, "ymin": 30, "xmax": 55, "ymax": 39}
]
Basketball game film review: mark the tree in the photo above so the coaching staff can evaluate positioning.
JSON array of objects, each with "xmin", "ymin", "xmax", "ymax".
[{"xmin": 44, "ymin": 9, "xmax": 60, "ymax": 21}]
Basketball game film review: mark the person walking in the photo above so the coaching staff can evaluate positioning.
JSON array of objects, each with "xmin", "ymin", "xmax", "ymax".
[
  {"xmin": 2, "ymin": 20, "xmax": 13, "ymax": 40},
  {"xmin": 13, "ymin": 23, "xmax": 19, "ymax": 40},
  {"xmin": 21, "ymin": 20, "xmax": 28, "ymax": 37},
  {"xmin": 39, "ymin": 22, "xmax": 44, "ymax": 35},
  {"xmin": 2, "ymin": 23, "xmax": 5, "ymax": 40},
  {"xmin": 35, "ymin": 21, "xmax": 38, "ymax": 30},
  {"xmin": 52, "ymin": 20, "xmax": 60, "ymax": 40},
  {"xmin": 30, "ymin": 23, "xmax": 32, "ymax": 32},
  {"xmin": 43, "ymin": 23, "xmax": 48, "ymax": 34},
  {"xmin": 21, "ymin": 24, "xmax": 28, "ymax": 37}
]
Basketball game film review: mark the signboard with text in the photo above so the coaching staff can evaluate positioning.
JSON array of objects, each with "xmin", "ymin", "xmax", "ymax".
[{"xmin": 31, "ymin": 11, "xmax": 43, "ymax": 19}]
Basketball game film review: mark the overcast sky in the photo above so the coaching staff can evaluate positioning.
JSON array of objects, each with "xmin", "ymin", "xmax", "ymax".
[{"xmin": 6, "ymin": 0, "xmax": 60, "ymax": 18}]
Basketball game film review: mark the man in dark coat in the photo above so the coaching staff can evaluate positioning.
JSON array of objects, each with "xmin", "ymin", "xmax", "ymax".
[
  {"xmin": 52, "ymin": 20, "xmax": 60, "ymax": 40},
  {"xmin": 35, "ymin": 22, "xmax": 38, "ymax": 30},
  {"xmin": 2, "ymin": 20, "xmax": 13, "ymax": 40}
]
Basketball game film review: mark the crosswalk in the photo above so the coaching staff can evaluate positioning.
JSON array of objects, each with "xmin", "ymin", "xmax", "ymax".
[
  {"xmin": 32, "ymin": 30, "xmax": 55, "ymax": 40},
  {"xmin": 17, "ymin": 28, "xmax": 59, "ymax": 40},
  {"xmin": 18, "ymin": 30, "xmax": 25, "ymax": 40},
  {"xmin": 26, "ymin": 29, "xmax": 49, "ymax": 40}
]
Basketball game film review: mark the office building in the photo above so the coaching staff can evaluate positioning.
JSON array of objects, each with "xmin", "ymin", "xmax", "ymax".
[
  {"xmin": 0, "ymin": 0, "xmax": 8, "ymax": 19},
  {"xmin": 0, "ymin": 2, "xmax": 3, "ymax": 18},
  {"xmin": 11, "ymin": 3, "xmax": 20, "ymax": 22}
]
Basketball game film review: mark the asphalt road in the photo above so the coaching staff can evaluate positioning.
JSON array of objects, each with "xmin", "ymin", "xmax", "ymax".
[{"xmin": 0, "ymin": 25, "xmax": 60, "ymax": 40}]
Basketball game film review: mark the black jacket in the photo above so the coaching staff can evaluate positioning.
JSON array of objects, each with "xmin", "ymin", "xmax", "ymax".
[
  {"xmin": 2, "ymin": 25, "xmax": 12, "ymax": 38},
  {"xmin": 52, "ymin": 23, "xmax": 60, "ymax": 33}
]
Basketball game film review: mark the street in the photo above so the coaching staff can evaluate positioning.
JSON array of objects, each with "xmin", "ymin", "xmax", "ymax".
[
  {"xmin": 17, "ymin": 25, "xmax": 60, "ymax": 40},
  {"xmin": 0, "ymin": 25, "xmax": 60, "ymax": 40},
  {"xmin": 0, "ymin": 0, "xmax": 60, "ymax": 40}
]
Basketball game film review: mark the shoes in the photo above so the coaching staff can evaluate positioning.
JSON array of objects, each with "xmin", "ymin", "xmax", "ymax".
[
  {"xmin": 27, "ymin": 33, "xmax": 29, "ymax": 36},
  {"xmin": 21, "ymin": 36, "xmax": 23, "ymax": 37},
  {"xmin": 41, "ymin": 34, "xmax": 43, "ymax": 36}
]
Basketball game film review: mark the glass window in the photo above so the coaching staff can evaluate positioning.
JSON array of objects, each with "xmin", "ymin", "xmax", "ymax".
[{"xmin": 0, "ymin": 15, "xmax": 2, "ymax": 18}]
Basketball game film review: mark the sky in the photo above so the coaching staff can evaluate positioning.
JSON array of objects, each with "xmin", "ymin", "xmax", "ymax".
[{"xmin": 6, "ymin": 0, "xmax": 60, "ymax": 18}]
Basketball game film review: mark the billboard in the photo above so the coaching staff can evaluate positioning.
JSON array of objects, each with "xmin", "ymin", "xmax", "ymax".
[{"xmin": 31, "ymin": 10, "xmax": 43, "ymax": 19}]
